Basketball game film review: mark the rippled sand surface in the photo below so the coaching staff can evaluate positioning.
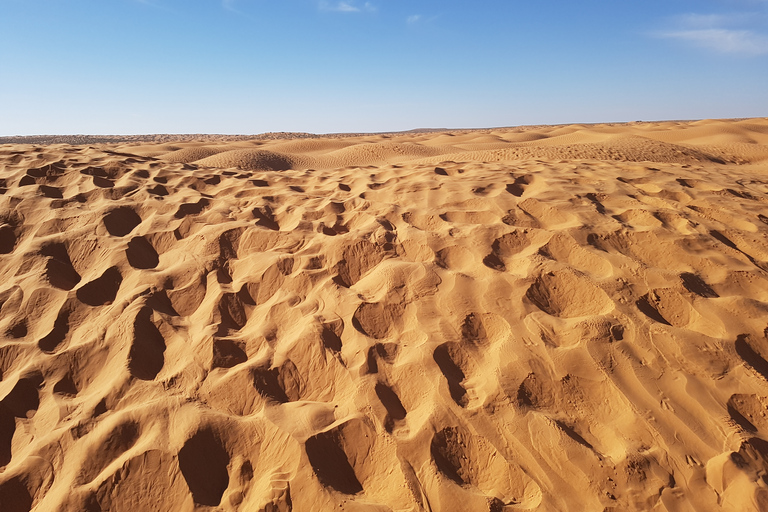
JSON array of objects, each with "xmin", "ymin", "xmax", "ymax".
[{"xmin": 1, "ymin": 117, "xmax": 768, "ymax": 511}]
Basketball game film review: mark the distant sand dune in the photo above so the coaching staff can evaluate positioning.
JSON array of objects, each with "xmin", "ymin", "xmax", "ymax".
[
  {"xmin": 158, "ymin": 146, "xmax": 231, "ymax": 163},
  {"xmin": 107, "ymin": 117, "xmax": 768, "ymax": 170},
  {"xmin": 1, "ymin": 117, "xmax": 768, "ymax": 511}
]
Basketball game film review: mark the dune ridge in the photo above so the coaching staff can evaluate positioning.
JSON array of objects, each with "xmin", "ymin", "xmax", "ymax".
[
  {"xmin": 1, "ymin": 117, "xmax": 768, "ymax": 511},
  {"xmin": 122, "ymin": 117, "xmax": 768, "ymax": 172}
]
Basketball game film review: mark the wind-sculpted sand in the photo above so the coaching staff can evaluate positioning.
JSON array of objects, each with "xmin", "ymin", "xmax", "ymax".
[{"xmin": 1, "ymin": 117, "xmax": 768, "ymax": 511}]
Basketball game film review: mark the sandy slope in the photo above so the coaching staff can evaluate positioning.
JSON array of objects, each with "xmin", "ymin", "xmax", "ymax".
[{"xmin": 1, "ymin": 118, "xmax": 768, "ymax": 511}]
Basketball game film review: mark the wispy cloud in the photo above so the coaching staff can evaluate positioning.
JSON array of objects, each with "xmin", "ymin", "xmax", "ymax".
[
  {"xmin": 677, "ymin": 13, "xmax": 753, "ymax": 29},
  {"xmin": 406, "ymin": 15, "xmax": 422, "ymax": 24},
  {"xmin": 319, "ymin": 1, "xmax": 376, "ymax": 13},
  {"xmin": 655, "ymin": 12, "xmax": 768, "ymax": 55},
  {"xmin": 660, "ymin": 28, "xmax": 768, "ymax": 55},
  {"xmin": 221, "ymin": 0, "xmax": 259, "ymax": 18}
]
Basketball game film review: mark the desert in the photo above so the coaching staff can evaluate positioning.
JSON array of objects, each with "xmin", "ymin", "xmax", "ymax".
[{"xmin": 0, "ymin": 118, "xmax": 767, "ymax": 511}]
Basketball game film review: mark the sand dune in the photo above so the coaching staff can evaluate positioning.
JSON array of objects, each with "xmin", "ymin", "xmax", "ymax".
[
  {"xmin": 159, "ymin": 146, "xmax": 232, "ymax": 164},
  {"xmin": 112, "ymin": 117, "xmax": 768, "ymax": 173},
  {"xmin": 194, "ymin": 149, "xmax": 308, "ymax": 172},
  {"xmin": 1, "ymin": 117, "xmax": 768, "ymax": 511}
]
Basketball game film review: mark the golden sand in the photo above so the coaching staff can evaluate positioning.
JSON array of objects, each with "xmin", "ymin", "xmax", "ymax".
[{"xmin": 1, "ymin": 118, "xmax": 768, "ymax": 511}]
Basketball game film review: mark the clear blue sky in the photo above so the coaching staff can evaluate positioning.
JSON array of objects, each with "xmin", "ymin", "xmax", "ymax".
[{"xmin": 1, "ymin": 0, "xmax": 767, "ymax": 135}]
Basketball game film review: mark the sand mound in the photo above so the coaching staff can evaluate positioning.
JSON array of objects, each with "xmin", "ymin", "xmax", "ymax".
[
  {"xmin": 410, "ymin": 135, "xmax": 736, "ymax": 166},
  {"xmin": 158, "ymin": 146, "xmax": 230, "ymax": 163},
  {"xmin": 319, "ymin": 141, "xmax": 454, "ymax": 167},
  {"xmin": 1, "ymin": 117, "xmax": 768, "ymax": 511},
  {"xmin": 264, "ymin": 139, "xmax": 358, "ymax": 154},
  {"xmin": 195, "ymin": 149, "xmax": 306, "ymax": 171}
]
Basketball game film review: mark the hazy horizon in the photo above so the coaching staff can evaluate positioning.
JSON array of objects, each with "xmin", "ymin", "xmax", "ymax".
[{"xmin": 2, "ymin": 116, "xmax": 767, "ymax": 139}]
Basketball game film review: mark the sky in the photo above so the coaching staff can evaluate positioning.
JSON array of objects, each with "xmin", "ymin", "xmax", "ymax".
[{"xmin": 0, "ymin": 0, "xmax": 767, "ymax": 135}]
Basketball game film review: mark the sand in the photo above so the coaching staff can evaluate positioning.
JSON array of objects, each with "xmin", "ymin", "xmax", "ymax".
[{"xmin": 1, "ymin": 117, "xmax": 768, "ymax": 511}]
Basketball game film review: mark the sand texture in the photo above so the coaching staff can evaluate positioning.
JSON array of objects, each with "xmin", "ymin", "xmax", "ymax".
[{"xmin": 1, "ymin": 117, "xmax": 768, "ymax": 511}]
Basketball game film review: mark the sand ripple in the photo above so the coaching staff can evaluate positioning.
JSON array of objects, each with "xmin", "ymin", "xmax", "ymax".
[{"xmin": 1, "ymin": 118, "xmax": 768, "ymax": 511}]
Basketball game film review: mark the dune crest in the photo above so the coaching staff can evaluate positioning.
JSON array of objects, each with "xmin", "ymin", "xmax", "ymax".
[{"xmin": 1, "ymin": 118, "xmax": 768, "ymax": 511}]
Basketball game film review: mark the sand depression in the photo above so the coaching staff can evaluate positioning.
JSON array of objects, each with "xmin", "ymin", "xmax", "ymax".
[{"xmin": 1, "ymin": 118, "xmax": 768, "ymax": 511}]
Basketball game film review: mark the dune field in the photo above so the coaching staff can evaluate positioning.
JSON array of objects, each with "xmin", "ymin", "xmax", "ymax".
[{"xmin": 2, "ymin": 117, "xmax": 768, "ymax": 511}]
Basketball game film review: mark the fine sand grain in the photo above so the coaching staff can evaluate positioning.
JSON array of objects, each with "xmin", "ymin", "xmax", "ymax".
[{"xmin": 1, "ymin": 117, "xmax": 768, "ymax": 511}]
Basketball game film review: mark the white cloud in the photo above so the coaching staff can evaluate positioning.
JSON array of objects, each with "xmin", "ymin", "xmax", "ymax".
[
  {"xmin": 677, "ymin": 13, "xmax": 746, "ymax": 29},
  {"xmin": 660, "ymin": 28, "xmax": 768, "ymax": 55},
  {"xmin": 319, "ymin": 1, "xmax": 375, "ymax": 13},
  {"xmin": 655, "ymin": 11, "xmax": 768, "ymax": 55},
  {"xmin": 406, "ymin": 15, "xmax": 421, "ymax": 24},
  {"xmin": 335, "ymin": 2, "xmax": 359, "ymax": 12}
]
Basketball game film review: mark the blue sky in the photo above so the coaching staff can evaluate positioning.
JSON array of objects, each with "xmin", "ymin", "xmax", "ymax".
[{"xmin": 1, "ymin": 0, "xmax": 767, "ymax": 135}]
